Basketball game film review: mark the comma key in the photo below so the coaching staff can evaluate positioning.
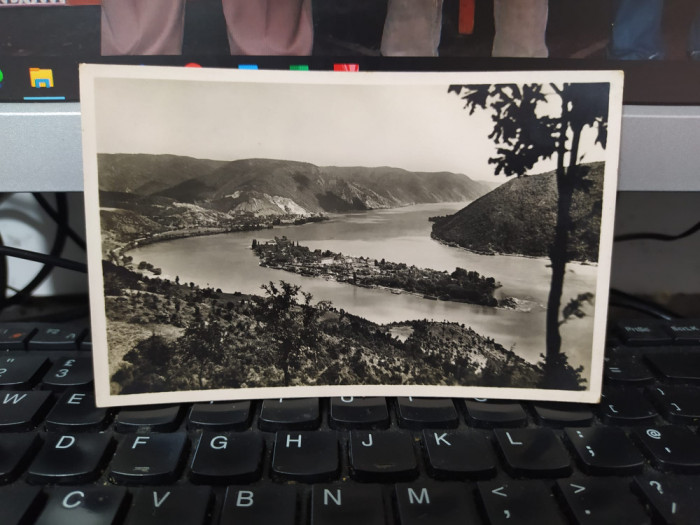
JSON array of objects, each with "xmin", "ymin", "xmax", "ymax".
[
  {"xmin": 221, "ymin": 485, "xmax": 297, "ymax": 525},
  {"xmin": 478, "ymin": 480, "xmax": 567, "ymax": 525}
]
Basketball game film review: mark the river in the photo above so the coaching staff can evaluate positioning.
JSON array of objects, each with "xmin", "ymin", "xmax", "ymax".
[{"xmin": 128, "ymin": 203, "xmax": 597, "ymax": 373}]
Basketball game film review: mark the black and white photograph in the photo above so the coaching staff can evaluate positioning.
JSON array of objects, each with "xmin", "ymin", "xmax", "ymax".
[{"xmin": 80, "ymin": 65, "xmax": 622, "ymax": 406}]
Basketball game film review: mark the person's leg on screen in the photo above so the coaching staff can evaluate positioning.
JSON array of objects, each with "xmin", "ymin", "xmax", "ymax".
[
  {"xmin": 221, "ymin": 0, "xmax": 313, "ymax": 55},
  {"xmin": 101, "ymin": 0, "xmax": 186, "ymax": 56}
]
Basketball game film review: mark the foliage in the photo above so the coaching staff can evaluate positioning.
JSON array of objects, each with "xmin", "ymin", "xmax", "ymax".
[{"xmin": 449, "ymin": 81, "xmax": 609, "ymax": 384}]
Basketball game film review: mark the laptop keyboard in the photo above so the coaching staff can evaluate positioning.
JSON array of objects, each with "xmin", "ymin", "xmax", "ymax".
[{"xmin": 1, "ymin": 319, "xmax": 700, "ymax": 524}]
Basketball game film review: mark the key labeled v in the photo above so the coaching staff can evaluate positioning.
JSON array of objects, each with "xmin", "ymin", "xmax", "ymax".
[{"xmin": 153, "ymin": 491, "xmax": 171, "ymax": 508}]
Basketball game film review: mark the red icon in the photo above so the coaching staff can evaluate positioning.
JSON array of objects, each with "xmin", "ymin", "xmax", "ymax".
[
  {"xmin": 185, "ymin": 63, "xmax": 202, "ymax": 68},
  {"xmin": 333, "ymin": 63, "xmax": 360, "ymax": 72}
]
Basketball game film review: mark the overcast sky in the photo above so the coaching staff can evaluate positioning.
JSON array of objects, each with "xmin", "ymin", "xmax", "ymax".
[{"xmin": 93, "ymin": 71, "xmax": 609, "ymax": 182}]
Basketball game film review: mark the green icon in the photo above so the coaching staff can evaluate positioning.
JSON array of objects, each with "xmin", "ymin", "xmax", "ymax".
[
  {"xmin": 0, "ymin": 69, "xmax": 4, "ymax": 85},
  {"xmin": 289, "ymin": 65, "xmax": 309, "ymax": 71}
]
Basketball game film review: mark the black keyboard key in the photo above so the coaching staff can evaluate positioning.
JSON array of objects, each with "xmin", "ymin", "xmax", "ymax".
[
  {"xmin": 0, "ymin": 326, "xmax": 36, "ymax": 351},
  {"xmin": 395, "ymin": 483, "xmax": 481, "ymax": 524},
  {"xmin": 221, "ymin": 485, "xmax": 297, "ymax": 525},
  {"xmin": 462, "ymin": 399, "xmax": 527, "ymax": 428},
  {"xmin": 604, "ymin": 357, "xmax": 654, "ymax": 385},
  {"xmin": 422, "ymin": 429, "xmax": 496, "ymax": 480},
  {"xmin": 616, "ymin": 320, "xmax": 673, "ymax": 346},
  {"xmin": 556, "ymin": 477, "xmax": 651, "ymax": 525},
  {"xmin": 114, "ymin": 405, "xmax": 182, "ymax": 433},
  {"xmin": 329, "ymin": 397, "xmax": 389, "ymax": 429},
  {"xmin": 666, "ymin": 320, "xmax": 700, "ymax": 345},
  {"xmin": 311, "ymin": 484, "xmax": 385, "ymax": 525},
  {"xmin": 34, "ymin": 486, "xmax": 128, "ymax": 525},
  {"xmin": 646, "ymin": 351, "xmax": 700, "ymax": 383},
  {"xmin": 0, "ymin": 390, "xmax": 53, "ymax": 431},
  {"xmin": 647, "ymin": 385, "xmax": 700, "ymax": 424},
  {"xmin": 41, "ymin": 357, "xmax": 93, "ymax": 390},
  {"xmin": 187, "ymin": 401, "xmax": 251, "ymax": 430},
  {"xmin": 27, "ymin": 433, "xmax": 113, "ymax": 484},
  {"xmin": 565, "ymin": 427, "xmax": 644, "ymax": 475},
  {"xmin": 396, "ymin": 397, "xmax": 458, "ymax": 429},
  {"xmin": 125, "ymin": 486, "xmax": 212, "ymax": 525},
  {"xmin": 477, "ymin": 480, "xmax": 567, "ymax": 525},
  {"xmin": 0, "ymin": 485, "xmax": 43, "ymax": 525},
  {"xmin": 80, "ymin": 331, "xmax": 92, "ymax": 351},
  {"xmin": 531, "ymin": 402, "xmax": 594, "ymax": 427},
  {"xmin": 45, "ymin": 391, "xmax": 110, "ymax": 432},
  {"xmin": 634, "ymin": 474, "xmax": 700, "ymax": 525},
  {"xmin": 494, "ymin": 428, "xmax": 571, "ymax": 478},
  {"xmin": 632, "ymin": 426, "xmax": 700, "ymax": 473},
  {"xmin": 0, "ymin": 354, "xmax": 48, "ymax": 389},
  {"xmin": 109, "ymin": 433, "xmax": 188, "ymax": 484},
  {"xmin": 0, "ymin": 433, "xmax": 41, "ymax": 483},
  {"xmin": 349, "ymin": 430, "xmax": 417, "ymax": 482},
  {"xmin": 599, "ymin": 388, "xmax": 657, "ymax": 424},
  {"xmin": 272, "ymin": 431, "xmax": 339, "ymax": 482},
  {"xmin": 28, "ymin": 326, "xmax": 84, "ymax": 351},
  {"xmin": 190, "ymin": 431, "xmax": 263, "ymax": 484},
  {"xmin": 259, "ymin": 398, "xmax": 320, "ymax": 431}
]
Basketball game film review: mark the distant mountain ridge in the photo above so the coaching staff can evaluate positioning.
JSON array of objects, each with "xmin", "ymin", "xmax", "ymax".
[
  {"xmin": 98, "ymin": 154, "xmax": 492, "ymax": 216},
  {"xmin": 431, "ymin": 162, "xmax": 605, "ymax": 262}
]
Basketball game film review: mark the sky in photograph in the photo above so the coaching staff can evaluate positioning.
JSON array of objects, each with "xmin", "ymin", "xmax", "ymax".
[{"xmin": 93, "ymin": 71, "xmax": 609, "ymax": 182}]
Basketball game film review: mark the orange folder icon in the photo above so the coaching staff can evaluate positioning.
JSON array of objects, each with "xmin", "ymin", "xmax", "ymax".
[{"xmin": 29, "ymin": 67, "xmax": 54, "ymax": 88}]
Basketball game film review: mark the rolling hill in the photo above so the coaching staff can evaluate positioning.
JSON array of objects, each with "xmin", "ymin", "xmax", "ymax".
[
  {"xmin": 431, "ymin": 162, "xmax": 605, "ymax": 262},
  {"xmin": 97, "ymin": 154, "xmax": 493, "ymax": 216}
]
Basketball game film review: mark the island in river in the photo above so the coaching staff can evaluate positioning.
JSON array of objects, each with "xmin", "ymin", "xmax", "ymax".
[{"xmin": 253, "ymin": 236, "xmax": 516, "ymax": 308}]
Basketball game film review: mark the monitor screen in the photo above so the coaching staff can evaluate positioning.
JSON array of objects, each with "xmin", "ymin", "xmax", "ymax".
[{"xmin": 1, "ymin": 0, "xmax": 699, "ymax": 105}]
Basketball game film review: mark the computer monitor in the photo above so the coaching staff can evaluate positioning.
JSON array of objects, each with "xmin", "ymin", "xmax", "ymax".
[{"xmin": 1, "ymin": 0, "xmax": 700, "ymax": 193}]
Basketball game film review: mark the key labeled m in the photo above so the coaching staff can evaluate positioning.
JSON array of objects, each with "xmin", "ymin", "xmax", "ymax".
[{"xmin": 407, "ymin": 488, "xmax": 430, "ymax": 505}]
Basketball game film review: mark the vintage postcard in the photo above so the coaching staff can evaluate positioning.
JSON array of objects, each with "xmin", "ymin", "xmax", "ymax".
[{"xmin": 80, "ymin": 64, "xmax": 623, "ymax": 407}]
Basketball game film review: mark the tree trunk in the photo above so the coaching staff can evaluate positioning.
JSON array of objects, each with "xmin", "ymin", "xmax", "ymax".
[{"xmin": 543, "ymin": 117, "xmax": 583, "ymax": 387}]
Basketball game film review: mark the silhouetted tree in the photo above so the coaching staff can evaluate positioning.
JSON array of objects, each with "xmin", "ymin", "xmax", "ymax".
[{"xmin": 449, "ymin": 82, "xmax": 609, "ymax": 388}]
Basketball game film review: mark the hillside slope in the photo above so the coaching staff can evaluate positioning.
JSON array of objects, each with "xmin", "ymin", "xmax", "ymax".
[
  {"xmin": 431, "ymin": 162, "xmax": 604, "ymax": 262},
  {"xmin": 98, "ymin": 154, "xmax": 492, "ymax": 216}
]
